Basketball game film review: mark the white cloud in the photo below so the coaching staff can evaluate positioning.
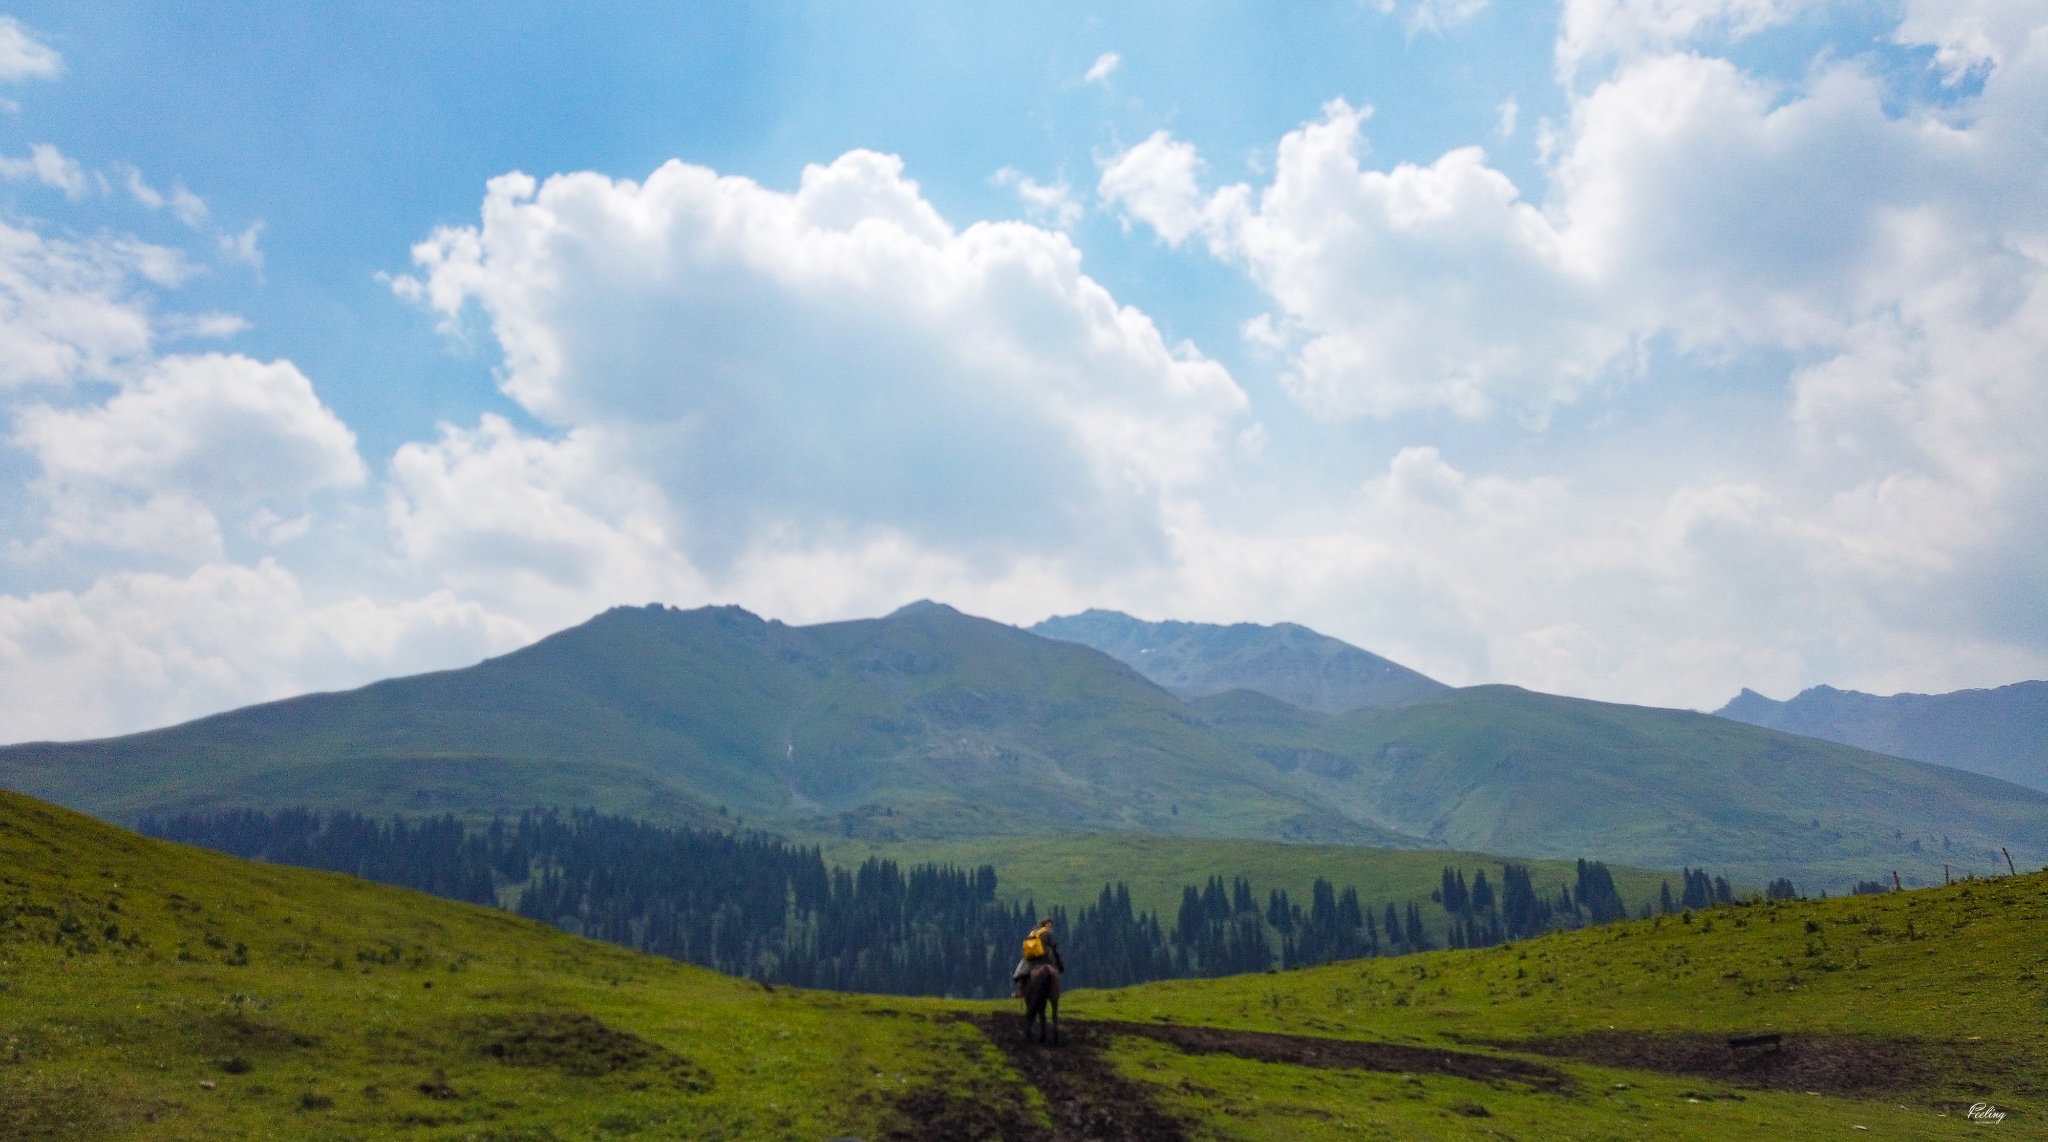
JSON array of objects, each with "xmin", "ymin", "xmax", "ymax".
[
  {"xmin": 1097, "ymin": 129, "xmax": 1218, "ymax": 245},
  {"xmin": 159, "ymin": 312, "xmax": 251, "ymax": 340},
  {"xmin": 119, "ymin": 165, "xmax": 208, "ymax": 227},
  {"xmin": 1496, "ymin": 95, "xmax": 1519, "ymax": 138},
  {"xmin": 0, "ymin": 220, "xmax": 168, "ymax": 389},
  {"xmin": 1085, "ymin": 2, "xmax": 2048, "ymax": 707},
  {"xmin": 0, "ymin": 561, "xmax": 525, "ymax": 742},
  {"xmin": 119, "ymin": 165, "xmax": 160, "ymax": 208},
  {"xmin": 994, "ymin": 167, "xmax": 1082, "ymax": 228},
  {"xmin": 0, "ymin": 17, "xmax": 60, "ymax": 83},
  {"xmin": 1084, "ymin": 51, "xmax": 1121, "ymax": 85},
  {"xmin": 385, "ymin": 415, "xmax": 702, "ymax": 627},
  {"xmin": 0, "ymin": 143, "xmax": 88, "ymax": 198},
  {"xmin": 220, "ymin": 222, "xmax": 265, "ymax": 273},
  {"xmin": 1409, "ymin": 0, "xmax": 1491, "ymax": 35},
  {"xmin": 1102, "ymin": 105, "xmax": 1621, "ymax": 417},
  {"xmin": 398, "ymin": 150, "xmax": 1246, "ymax": 574},
  {"xmin": 13, "ymin": 353, "xmax": 365, "ymax": 562},
  {"xmin": 1556, "ymin": 0, "xmax": 1818, "ymax": 82}
]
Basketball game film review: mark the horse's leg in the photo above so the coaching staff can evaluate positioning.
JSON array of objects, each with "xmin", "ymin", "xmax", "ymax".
[{"xmin": 1050, "ymin": 992, "xmax": 1059, "ymax": 1046}]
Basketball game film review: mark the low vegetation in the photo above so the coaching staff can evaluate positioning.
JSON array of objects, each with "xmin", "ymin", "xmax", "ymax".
[
  {"xmin": 144, "ymin": 806, "xmax": 1728, "ymax": 993},
  {"xmin": 5, "ymin": 787, "xmax": 2041, "ymax": 1139}
]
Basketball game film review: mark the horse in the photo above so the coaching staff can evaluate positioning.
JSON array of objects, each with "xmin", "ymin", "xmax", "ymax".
[{"xmin": 1022, "ymin": 962, "xmax": 1060, "ymax": 1045}]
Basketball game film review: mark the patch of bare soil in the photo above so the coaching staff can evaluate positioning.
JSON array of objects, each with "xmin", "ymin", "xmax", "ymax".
[
  {"xmin": 883, "ymin": 1084, "xmax": 1054, "ymax": 1142},
  {"xmin": 458, "ymin": 1011, "xmax": 713, "ymax": 1091},
  {"xmin": 1100, "ymin": 1020, "xmax": 1572, "ymax": 1092},
  {"xmin": 971, "ymin": 1014, "xmax": 1193, "ymax": 1142},
  {"xmin": 1505, "ymin": 1031, "xmax": 1935, "ymax": 1097}
]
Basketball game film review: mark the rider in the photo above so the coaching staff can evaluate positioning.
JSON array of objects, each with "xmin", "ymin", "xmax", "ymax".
[{"xmin": 1011, "ymin": 916, "xmax": 1064, "ymax": 996}]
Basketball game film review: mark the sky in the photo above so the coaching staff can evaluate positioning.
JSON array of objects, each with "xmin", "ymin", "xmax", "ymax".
[{"xmin": 1, "ymin": 0, "xmax": 2045, "ymax": 743}]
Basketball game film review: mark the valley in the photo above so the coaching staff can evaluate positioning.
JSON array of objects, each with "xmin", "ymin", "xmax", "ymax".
[{"xmin": 3, "ymin": 787, "xmax": 2039, "ymax": 1140}]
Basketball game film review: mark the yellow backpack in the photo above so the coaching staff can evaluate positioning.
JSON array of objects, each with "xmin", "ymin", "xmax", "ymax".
[{"xmin": 1021, "ymin": 926, "xmax": 1046, "ymax": 959}]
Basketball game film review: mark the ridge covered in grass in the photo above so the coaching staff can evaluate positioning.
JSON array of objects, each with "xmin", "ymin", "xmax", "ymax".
[
  {"xmin": 0, "ymin": 789, "xmax": 997, "ymax": 1140},
  {"xmin": 5, "ymin": 601, "xmax": 2042, "ymax": 891},
  {"xmin": 5, "ymin": 786, "xmax": 2042, "ymax": 1139}
]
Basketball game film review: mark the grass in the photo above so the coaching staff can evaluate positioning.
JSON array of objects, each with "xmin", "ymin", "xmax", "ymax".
[
  {"xmin": 6, "ymin": 784, "xmax": 2043, "ymax": 1139},
  {"xmin": 0, "ymin": 789, "xmax": 997, "ymax": 1141},
  {"xmin": 1067, "ymin": 869, "xmax": 2047, "ymax": 1138}
]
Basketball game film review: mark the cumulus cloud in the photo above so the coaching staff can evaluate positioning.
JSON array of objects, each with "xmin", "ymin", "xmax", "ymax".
[
  {"xmin": 0, "ymin": 17, "xmax": 60, "ymax": 83},
  {"xmin": 1556, "ymin": 0, "xmax": 1818, "ymax": 82},
  {"xmin": 384, "ymin": 415, "xmax": 702, "ymax": 627},
  {"xmin": 1087, "ymin": 1, "xmax": 2048, "ymax": 705},
  {"xmin": 1084, "ymin": 51, "xmax": 1121, "ymax": 85},
  {"xmin": 0, "ymin": 220, "xmax": 172, "ymax": 389},
  {"xmin": 0, "ymin": 561, "xmax": 524, "ymax": 742},
  {"xmin": 397, "ymin": 150, "xmax": 1246, "ymax": 574},
  {"xmin": 13, "ymin": 353, "xmax": 366, "ymax": 562},
  {"xmin": 1102, "ymin": 106, "xmax": 1620, "ymax": 417}
]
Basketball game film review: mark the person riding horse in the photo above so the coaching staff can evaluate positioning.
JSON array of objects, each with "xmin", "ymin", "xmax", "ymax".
[{"xmin": 1011, "ymin": 916, "xmax": 1063, "ymax": 996}]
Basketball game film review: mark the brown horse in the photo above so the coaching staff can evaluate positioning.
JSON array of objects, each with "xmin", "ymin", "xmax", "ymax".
[{"xmin": 1022, "ymin": 963, "xmax": 1060, "ymax": 1044}]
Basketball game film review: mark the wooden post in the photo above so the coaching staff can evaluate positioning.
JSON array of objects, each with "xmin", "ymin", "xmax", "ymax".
[
  {"xmin": 2003, "ymin": 848, "xmax": 2017, "ymax": 876},
  {"xmin": 1891, "ymin": 870, "xmax": 1902, "ymax": 892}
]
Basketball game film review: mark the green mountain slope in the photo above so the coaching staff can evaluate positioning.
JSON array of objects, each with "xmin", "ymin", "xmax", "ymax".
[
  {"xmin": 5, "ymin": 602, "xmax": 2044, "ymax": 890},
  {"xmin": 6, "ymin": 786, "xmax": 2040, "ymax": 1140},
  {"xmin": 1033, "ymin": 608, "xmax": 1448, "ymax": 712},
  {"xmin": 1719, "ymin": 681, "xmax": 2048, "ymax": 792},
  {"xmin": 0, "ymin": 788, "xmax": 1008, "ymax": 1141},
  {"xmin": 1233, "ymin": 684, "xmax": 2048, "ymax": 887},
  {"xmin": 0, "ymin": 602, "xmax": 1400, "ymax": 845},
  {"xmin": 1069, "ymin": 868, "xmax": 2048, "ymax": 1138}
]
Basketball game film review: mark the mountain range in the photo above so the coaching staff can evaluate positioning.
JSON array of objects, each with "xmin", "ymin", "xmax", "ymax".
[
  {"xmin": 1718, "ymin": 682, "xmax": 2048, "ymax": 793},
  {"xmin": 1030, "ymin": 609, "xmax": 1448, "ymax": 712},
  {"xmin": 3, "ymin": 601, "xmax": 2043, "ymax": 889}
]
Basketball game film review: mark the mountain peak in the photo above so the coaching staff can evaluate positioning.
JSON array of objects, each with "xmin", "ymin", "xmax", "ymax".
[
  {"xmin": 1031, "ymin": 609, "xmax": 1445, "ymax": 714},
  {"xmin": 1716, "ymin": 678, "xmax": 2048, "ymax": 792}
]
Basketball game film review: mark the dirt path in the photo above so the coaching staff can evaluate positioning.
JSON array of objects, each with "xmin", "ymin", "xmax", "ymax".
[
  {"xmin": 1098, "ymin": 1020, "xmax": 1571, "ymax": 1090},
  {"xmin": 956, "ymin": 1013, "xmax": 1574, "ymax": 1141},
  {"xmin": 1503, "ymin": 1031, "xmax": 1944, "ymax": 1097},
  {"xmin": 969, "ymin": 1015, "xmax": 1193, "ymax": 1142}
]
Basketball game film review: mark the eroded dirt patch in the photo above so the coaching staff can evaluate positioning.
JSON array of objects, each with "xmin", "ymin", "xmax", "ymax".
[
  {"xmin": 883, "ymin": 1084, "xmax": 1053, "ymax": 1142},
  {"xmin": 971, "ymin": 1014, "xmax": 1192, "ymax": 1142},
  {"xmin": 1505, "ymin": 1031, "xmax": 1934, "ymax": 1097},
  {"xmin": 1101, "ymin": 1020, "xmax": 1571, "ymax": 1092},
  {"xmin": 458, "ymin": 1012, "xmax": 711, "ymax": 1091}
]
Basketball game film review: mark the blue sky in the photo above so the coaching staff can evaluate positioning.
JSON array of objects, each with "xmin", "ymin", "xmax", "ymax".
[{"xmin": 1, "ymin": 1, "xmax": 2045, "ymax": 741}]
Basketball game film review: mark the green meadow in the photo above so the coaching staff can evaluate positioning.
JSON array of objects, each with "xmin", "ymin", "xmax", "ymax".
[{"xmin": 4, "ymin": 787, "xmax": 2042, "ymax": 1140}]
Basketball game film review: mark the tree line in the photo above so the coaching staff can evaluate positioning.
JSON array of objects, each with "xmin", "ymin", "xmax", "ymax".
[{"xmin": 140, "ymin": 807, "xmax": 1749, "ymax": 997}]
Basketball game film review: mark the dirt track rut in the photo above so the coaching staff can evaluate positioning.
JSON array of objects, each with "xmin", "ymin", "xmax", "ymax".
[{"xmin": 954, "ymin": 1014, "xmax": 1572, "ymax": 1142}]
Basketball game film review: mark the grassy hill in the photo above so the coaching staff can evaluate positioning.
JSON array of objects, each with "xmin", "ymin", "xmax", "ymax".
[
  {"xmin": 1207, "ymin": 684, "xmax": 2048, "ymax": 888},
  {"xmin": 0, "ymin": 602, "xmax": 1385, "ymax": 845},
  {"xmin": 5, "ymin": 602, "xmax": 2045, "ymax": 891},
  {"xmin": 6, "ymin": 787, "xmax": 2042, "ymax": 1139},
  {"xmin": 1061, "ymin": 864, "xmax": 2046, "ymax": 1139},
  {"xmin": 1720, "ymin": 681, "xmax": 2048, "ymax": 793},
  {"xmin": 0, "ymin": 789, "xmax": 1002, "ymax": 1142}
]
